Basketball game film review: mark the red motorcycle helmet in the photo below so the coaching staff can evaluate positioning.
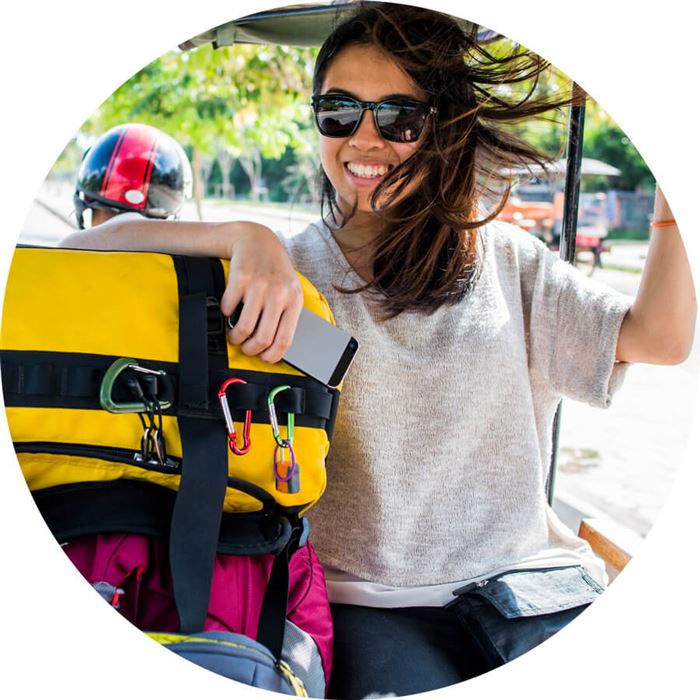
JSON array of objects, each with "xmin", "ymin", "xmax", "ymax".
[{"xmin": 74, "ymin": 123, "xmax": 193, "ymax": 229}]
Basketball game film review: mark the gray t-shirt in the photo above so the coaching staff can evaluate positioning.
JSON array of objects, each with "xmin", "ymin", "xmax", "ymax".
[{"xmin": 282, "ymin": 219, "xmax": 632, "ymax": 588}]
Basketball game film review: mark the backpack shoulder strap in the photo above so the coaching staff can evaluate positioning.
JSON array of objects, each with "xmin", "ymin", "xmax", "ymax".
[
  {"xmin": 256, "ymin": 517, "xmax": 308, "ymax": 659},
  {"xmin": 169, "ymin": 255, "xmax": 229, "ymax": 633}
]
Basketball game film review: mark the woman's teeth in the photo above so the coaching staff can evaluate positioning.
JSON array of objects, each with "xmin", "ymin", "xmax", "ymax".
[{"xmin": 346, "ymin": 162, "xmax": 390, "ymax": 178}]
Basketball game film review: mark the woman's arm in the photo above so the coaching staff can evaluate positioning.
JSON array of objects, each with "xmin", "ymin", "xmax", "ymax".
[
  {"xmin": 60, "ymin": 217, "xmax": 303, "ymax": 364},
  {"xmin": 616, "ymin": 185, "xmax": 696, "ymax": 364}
]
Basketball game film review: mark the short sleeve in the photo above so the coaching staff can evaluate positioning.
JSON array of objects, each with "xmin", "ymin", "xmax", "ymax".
[{"xmin": 527, "ymin": 244, "xmax": 634, "ymax": 408}]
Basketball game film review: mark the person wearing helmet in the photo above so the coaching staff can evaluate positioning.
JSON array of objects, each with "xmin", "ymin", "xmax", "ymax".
[{"xmin": 73, "ymin": 123, "xmax": 193, "ymax": 229}]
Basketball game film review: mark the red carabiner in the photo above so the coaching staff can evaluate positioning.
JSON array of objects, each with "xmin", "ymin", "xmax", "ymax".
[{"xmin": 218, "ymin": 377, "xmax": 252, "ymax": 455}]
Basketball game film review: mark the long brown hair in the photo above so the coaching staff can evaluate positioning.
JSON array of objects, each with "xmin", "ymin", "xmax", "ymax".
[{"xmin": 313, "ymin": 1, "xmax": 580, "ymax": 318}]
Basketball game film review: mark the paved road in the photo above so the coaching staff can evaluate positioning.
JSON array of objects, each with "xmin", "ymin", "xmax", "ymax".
[
  {"xmin": 19, "ymin": 181, "xmax": 319, "ymax": 244},
  {"xmin": 15, "ymin": 182, "xmax": 700, "ymax": 537}
]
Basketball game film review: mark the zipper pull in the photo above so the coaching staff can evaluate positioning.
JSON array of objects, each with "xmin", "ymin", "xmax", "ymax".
[{"xmin": 452, "ymin": 577, "xmax": 490, "ymax": 597}]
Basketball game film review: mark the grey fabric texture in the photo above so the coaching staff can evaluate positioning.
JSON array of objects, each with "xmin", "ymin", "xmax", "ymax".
[
  {"xmin": 281, "ymin": 220, "xmax": 633, "ymax": 588},
  {"xmin": 282, "ymin": 619, "xmax": 326, "ymax": 698}
]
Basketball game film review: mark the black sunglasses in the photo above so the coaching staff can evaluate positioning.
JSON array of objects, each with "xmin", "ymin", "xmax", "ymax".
[{"xmin": 311, "ymin": 94, "xmax": 436, "ymax": 143}]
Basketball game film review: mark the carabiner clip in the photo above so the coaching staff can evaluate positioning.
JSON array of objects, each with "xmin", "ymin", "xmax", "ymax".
[
  {"xmin": 267, "ymin": 385, "xmax": 295, "ymax": 448},
  {"xmin": 218, "ymin": 377, "xmax": 252, "ymax": 456},
  {"xmin": 100, "ymin": 358, "xmax": 172, "ymax": 414},
  {"xmin": 273, "ymin": 439, "xmax": 297, "ymax": 482}
]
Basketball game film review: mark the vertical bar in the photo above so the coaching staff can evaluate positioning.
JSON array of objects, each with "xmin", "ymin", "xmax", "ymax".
[
  {"xmin": 560, "ymin": 84, "xmax": 586, "ymax": 264},
  {"xmin": 547, "ymin": 403, "xmax": 563, "ymax": 505},
  {"xmin": 548, "ymin": 82, "xmax": 587, "ymax": 507}
]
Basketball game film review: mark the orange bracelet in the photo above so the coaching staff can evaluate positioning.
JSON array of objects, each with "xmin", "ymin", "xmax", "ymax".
[{"xmin": 650, "ymin": 219, "xmax": 677, "ymax": 228}]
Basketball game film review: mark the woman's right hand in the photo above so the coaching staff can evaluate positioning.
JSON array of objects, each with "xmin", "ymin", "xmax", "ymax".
[{"xmin": 221, "ymin": 221, "xmax": 303, "ymax": 364}]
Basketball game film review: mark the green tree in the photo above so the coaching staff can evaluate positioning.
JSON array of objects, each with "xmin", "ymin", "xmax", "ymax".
[
  {"xmin": 82, "ymin": 43, "xmax": 316, "ymax": 217},
  {"xmin": 493, "ymin": 41, "xmax": 652, "ymax": 192},
  {"xmin": 582, "ymin": 119, "xmax": 654, "ymax": 191}
]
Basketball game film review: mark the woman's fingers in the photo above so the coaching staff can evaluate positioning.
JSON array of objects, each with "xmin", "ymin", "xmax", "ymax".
[
  {"xmin": 222, "ymin": 277, "xmax": 303, "ymax": 359},
  {"xmin": 228, "ymin": 295, "xmax": 263, "ymax": 348},
  {"xmin": 259, "ymin": 297, "xmax": 304, "ymax": 364},
  {"xmin": 238, "ymin": 284, "xmax": 303, "ymax": 362},
  {"xmin": 220, "ymin": 224, "xmax": 303, "ymax": 362}
]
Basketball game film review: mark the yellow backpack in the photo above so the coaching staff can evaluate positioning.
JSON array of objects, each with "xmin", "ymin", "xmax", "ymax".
[{"xmin": 1, "ymin": 246, "xmax": 340, "ymax": 633}]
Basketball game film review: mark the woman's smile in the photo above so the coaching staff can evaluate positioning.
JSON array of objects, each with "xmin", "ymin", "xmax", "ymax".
[{"xmin": 344, "ymin": 161, "xmax": 394, "ymax": 185}]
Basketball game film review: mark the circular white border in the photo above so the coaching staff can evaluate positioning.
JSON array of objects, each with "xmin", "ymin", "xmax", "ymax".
[{"xmin": 0, "ymin": 1, "xmax": 697, "ymax": 698}]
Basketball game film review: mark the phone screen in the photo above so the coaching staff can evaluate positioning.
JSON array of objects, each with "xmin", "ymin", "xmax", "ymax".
[{"xmin": 226, "ymin": 305, "xmax": 359, "ymax": 387}]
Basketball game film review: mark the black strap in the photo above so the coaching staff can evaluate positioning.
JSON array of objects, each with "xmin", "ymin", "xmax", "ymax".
[
  {"xmin": 32, "ymin": 481, "xmax": 295, "ymax": 556},
  {"xmin": 256, "ymin": 520, "xmax": 304, "ymax": 659},
  {"xmin": 34, "ymin": 480, "xmax": 175, "ymax": 542},
  {"xmin": 177, "ymin": 294, "xmax": 210, "ymax": 412},
  {"xmin": 170, "ymin": 257, "xmax": 229, "ymax": 633},
  {"xmin": 1, "ymin": 362, "xmax": 101, "ymax": 399},
  {"xmin": 170, "ymin": 417, "xmax": 228, "ymax": 632},
  {"xmin": 171, "ymin": 256, "xmax": 301, "ymax": 654},
  {"xmin": 1, "ymin": 351, "xmax": 336, "ymax": 429},
  {"xmin": 0, "ymin": 352, "xmax": 178, "ymax": 411}
]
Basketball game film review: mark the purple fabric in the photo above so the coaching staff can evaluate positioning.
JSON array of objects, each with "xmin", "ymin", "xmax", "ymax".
[{"xmin": 64, "ymin": 534, "xmax": 333, "ymax": 685}]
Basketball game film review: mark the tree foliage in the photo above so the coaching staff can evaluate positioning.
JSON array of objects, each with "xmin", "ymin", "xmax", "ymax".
[
  {"xmin": 58, "ymin": 35, "xmax": 651, "ymax": 210},
  {"xmin": 86, "ymin": 43, "xmax": 315, "ymax": 155},
  {"xmin": 581, "ymin": 116, "xmax": 654, "ymax": 191},
  {"xmin": 80, "ymin": 42, "xmax": 317, "ymax": 214},
  {"xmin": 494, "ymin": 40, "xmax": 653, "ymax": 191}
]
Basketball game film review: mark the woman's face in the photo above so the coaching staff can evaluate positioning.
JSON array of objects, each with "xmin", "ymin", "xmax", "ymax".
[{"xmin": 318, "ymin": 43, "xmax": 427, "ymax": 216}]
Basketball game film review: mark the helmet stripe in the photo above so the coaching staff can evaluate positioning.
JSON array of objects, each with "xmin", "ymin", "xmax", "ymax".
[
  {"xmin": 100, "ymin": 128, "xmax": 127, "ymax": 199},
  {"xmin": 102, "ymin": 126, "xmax": 158, "ymax": 211},
  {"xmin": 140, "ymin": 135, "xmax": 158, "ymax": 213}
]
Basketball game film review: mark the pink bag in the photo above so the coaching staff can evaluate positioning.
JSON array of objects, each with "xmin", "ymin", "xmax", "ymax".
[{"xmin": 65, "ymin": 532, "xmax": 332, "ymax": 696}]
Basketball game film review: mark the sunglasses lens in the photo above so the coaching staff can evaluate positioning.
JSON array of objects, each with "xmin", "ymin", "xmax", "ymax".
[
  {"xmin": 314, "ymin": 97, "xmax": 361, "ymax": 137},
  {"xmin": 376, "ymin": 102, "xmax": 427, "ymax": 143},
  {"xmin": 313, "ymin": 96, "xmax": 431, "ymax": 142}
]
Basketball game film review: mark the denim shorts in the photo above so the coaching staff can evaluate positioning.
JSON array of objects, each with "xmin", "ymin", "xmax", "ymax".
[{"xmin": 446, "ymin": 565, "xmax": 605, "ymax": 668}]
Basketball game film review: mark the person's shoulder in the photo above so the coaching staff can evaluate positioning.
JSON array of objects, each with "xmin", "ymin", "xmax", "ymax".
[
  {"xmin": 281, "ymin": 219, "xmax": 326, "ymax": 252},
  {"xmin": 116, "ymin": 211, "xmax": 147, "ymax": 223},
  {"xmin": 481, "ymin": 219, "xmax": 551, "ymax": 268},
  {"xmin": 279, "ymin": 219, "xmax": 334, "ymax": 270},
  {"xmin": 286, "ymin": 219, "xmax": 326, "ymax": 242}
]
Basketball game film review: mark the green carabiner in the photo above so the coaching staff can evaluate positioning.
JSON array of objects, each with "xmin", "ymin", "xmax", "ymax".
[
  {"xmin": 267, "ymin": 385, "xmax": 295, "ymax": 448},
  {"xmin": 99, "ymin": 357, "xmax": 172, "ymax": 414}
]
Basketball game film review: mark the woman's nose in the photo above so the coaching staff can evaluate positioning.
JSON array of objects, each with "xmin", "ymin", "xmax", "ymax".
[{"xmin": 349, "ymin": 109, "xmax": 384, "ymax": 148}]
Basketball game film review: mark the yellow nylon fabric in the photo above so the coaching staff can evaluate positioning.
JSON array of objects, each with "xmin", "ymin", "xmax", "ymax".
[
  {"xmin": 16, "ymin": 431, "xmax": 327, "ymax": 513},
  {"xmin": 1, "ymin": 250, "xmax": 335, "ymax": 369},
  {"xmin": 7, "ymin": 407, "xmax": 183, "ymax": 455},
  {"xmin": 2, "ymin": 248, "xmax": 335, "ymax": 514},
  {"xmin": 1, "ymin": 249, "xmax": 181, "ymax": 360}
]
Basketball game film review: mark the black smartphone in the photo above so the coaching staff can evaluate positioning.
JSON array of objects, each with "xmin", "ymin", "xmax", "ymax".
[{"xmin": 226, "ymin": 304, "xmax": 359, "ymax": 387}]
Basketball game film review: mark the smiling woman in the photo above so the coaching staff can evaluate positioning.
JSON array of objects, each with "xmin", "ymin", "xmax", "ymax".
[
  {"xmin": 310, "ymin": 7, "xmax": 580, "ymax": 315},
  {"xmin": 312, "ymin": 42, "xmax": 431, "ymax": 279},
  {"xmin": 4, "ymin": 1, "xmax": 696, "ymax": 699},
  {"xmin": 53, "ymin": 5, "xmax": 695, "ymax": 697}
]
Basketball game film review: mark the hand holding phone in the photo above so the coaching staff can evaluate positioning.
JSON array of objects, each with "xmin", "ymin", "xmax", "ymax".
[{"xmin": 227, "ymin": 304, "xmax": 359, "ymax": 387}]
